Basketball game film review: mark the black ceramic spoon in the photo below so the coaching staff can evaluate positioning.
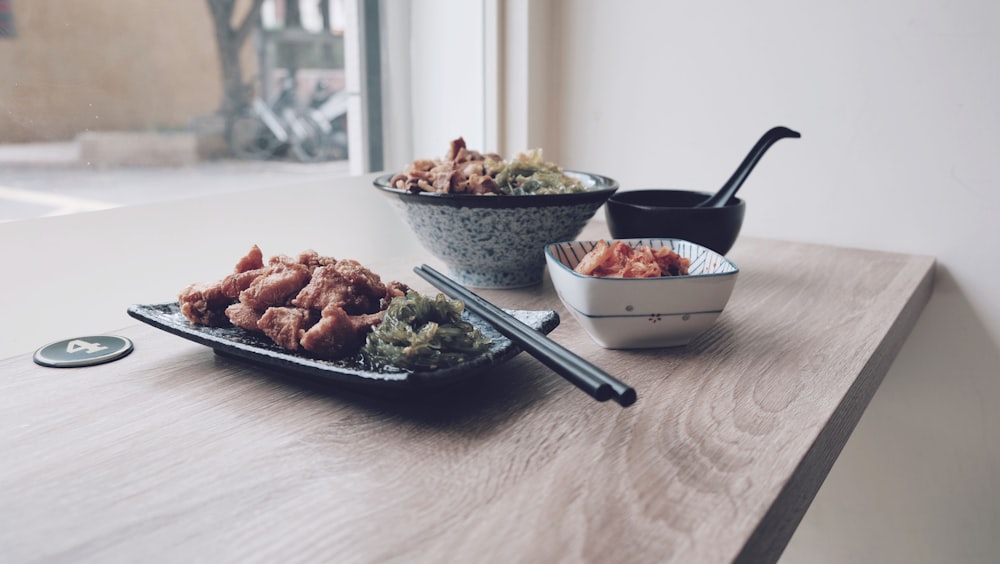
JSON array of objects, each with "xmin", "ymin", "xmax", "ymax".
[{"xmin": 698, "ymin": 126, "xmax": 801, "ymax": 208}]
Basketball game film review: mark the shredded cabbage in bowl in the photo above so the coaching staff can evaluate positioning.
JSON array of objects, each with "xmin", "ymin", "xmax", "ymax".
[{"xmin": 494, "ymin": 149, "xmax": 585, "ymax": 195}]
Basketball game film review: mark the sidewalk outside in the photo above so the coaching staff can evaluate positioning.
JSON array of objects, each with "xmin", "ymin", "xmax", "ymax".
[
  {"xmin": 0, "ymin": 140, "xmax": 350, "ymax": 222},
  {"xmin": 0, "ymin": 141, "xmax": 79, "ymax": 167}
]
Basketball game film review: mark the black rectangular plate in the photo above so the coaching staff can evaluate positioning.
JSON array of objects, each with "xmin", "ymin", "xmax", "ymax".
[{"xmin": 127, "ymin": 303, "xmax": 559, "ymax": 390}]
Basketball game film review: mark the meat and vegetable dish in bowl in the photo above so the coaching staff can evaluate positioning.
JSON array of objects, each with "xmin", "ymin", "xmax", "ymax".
[{"xmin": 374, "ymin": 138, "xmax": 618, "ymax": 288}]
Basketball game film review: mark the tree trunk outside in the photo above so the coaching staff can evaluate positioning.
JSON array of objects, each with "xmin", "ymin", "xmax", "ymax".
[
  {"xmin": 320, "ymin": 0, "xmax": 331, "ymax": 32},
  {"xmin": 218, "ymin": 32, "xmax": 246, "ymax": 117},
  {"xmin": 208, "ymin": 0, "xmax": 267, "ymax": 113},
  {"xmin": 285, "ymin": 0, "xmax": 302, "ymax": 28},
  {"xmin": 205, "ymin": 0, "xmax": 266, "ymax": 150}
]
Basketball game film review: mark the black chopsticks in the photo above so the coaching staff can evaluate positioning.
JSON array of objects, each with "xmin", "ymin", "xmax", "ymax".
[{"xmin": 414, "ymin": 264, "xmax": 637, "ymax": 407}]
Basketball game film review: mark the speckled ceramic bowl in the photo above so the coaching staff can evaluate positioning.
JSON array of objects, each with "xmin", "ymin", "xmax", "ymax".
[
  {"xmin": 545, "ymin": 238, "xmax": 739, "ymax": 348},
  {"xmin": 374, "ymin": 171, "xmax": 618, "ymax": 288}
]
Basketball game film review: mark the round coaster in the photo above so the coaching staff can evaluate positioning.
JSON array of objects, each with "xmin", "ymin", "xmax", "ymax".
[{"xmin": 33, "ymin": 335, "xmax": 134, "ymax": 368}]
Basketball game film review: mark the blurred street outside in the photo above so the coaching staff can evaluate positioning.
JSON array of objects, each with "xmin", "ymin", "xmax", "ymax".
[{"xmin": 0, "ymin": 141, "xmax": 350, "ymax": 223}]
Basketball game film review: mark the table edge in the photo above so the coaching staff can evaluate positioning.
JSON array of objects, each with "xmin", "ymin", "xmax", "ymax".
[{"xmin": 734, "ymin": 256, "xmax": 936, "ymax": 563}]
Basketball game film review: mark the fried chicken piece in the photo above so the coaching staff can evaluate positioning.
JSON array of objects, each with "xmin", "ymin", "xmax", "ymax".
[
  {"xmin": 219, "ymin": 246, "xmax": 268, "ymax": 299},
  {"xmin": 257, "ymin": 306, "xmax": 317, "ymax": 351},
  {"xmin": 235, "ymin": 245, "xmax": 264, "ymax": 272},
  {"xmin": 238, "ymin": 261, "xmax": 312, "ymax": 313},
  {"xmin": 178, "ymin": 282, "xmax": 231, "ymax": 326},
  {"xmin": 291, "ymin": 265, "xmax": 345, "ymax": 311},
  {"xmin": 296, "ymin": 249, "xmax": 338, "ymax": 272},
  {"xmin": 219, "ymin": 268, "xmax": 265, "ymax": 299},
  {"xmin": 292, "ymin": 259, "xmax": 388, "ymax": 315},
  {"xmin": 331, "ymin": 260, "xmax": 390, "ymax": 314},
  {"xmin": 299, "ymin": 305, "xmax": 384, "ymax": 359},
  {"xmin": 178, "ymin": 245, "xmax": 268, "ymax": 326},
  {"xmin": 225, "ymin": 302, "xmax": 264, "ymax": 332}
]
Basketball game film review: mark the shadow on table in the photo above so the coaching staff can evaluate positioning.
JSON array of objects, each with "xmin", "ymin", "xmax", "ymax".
[{"xmin": 215, "ymin": 350, "xmax": 567, "ymax": 430}]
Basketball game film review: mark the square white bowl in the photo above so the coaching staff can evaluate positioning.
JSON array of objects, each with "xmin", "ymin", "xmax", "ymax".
[{"xmin": 544, "ymin": 238, "xmax": 739, "ymax": 349}]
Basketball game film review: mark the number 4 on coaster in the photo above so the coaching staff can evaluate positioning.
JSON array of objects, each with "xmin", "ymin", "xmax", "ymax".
[{"xmin": 33, "ymin": 336, "xmax": 134, "ymax": 368}]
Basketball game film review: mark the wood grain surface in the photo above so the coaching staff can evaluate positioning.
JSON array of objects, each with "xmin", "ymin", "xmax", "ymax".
[{"xmin": 0, "ymin": 178, "xmax": 934, "ymax": 563}]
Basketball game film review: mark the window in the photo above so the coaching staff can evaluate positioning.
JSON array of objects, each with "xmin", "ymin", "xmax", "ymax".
[
  {"xmin": 0, "ymin": 0, "xmax": 15, "ymax": 38},
  {"xmin": 0, "ymin": 1, "xmax": 495, "ymax": 222}
]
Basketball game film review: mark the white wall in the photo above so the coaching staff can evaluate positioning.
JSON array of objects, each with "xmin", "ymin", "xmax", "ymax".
[
  {"xmin": 382, "ymin": 0, "xmax": 546, "ymax": 167},
  {"xmin": 395, "ymin": 0, "xmax": 487, "ymax": 170},
  {"xmin": 541, "ymin": 0, "xmax": 1000, "ymax": 561}
]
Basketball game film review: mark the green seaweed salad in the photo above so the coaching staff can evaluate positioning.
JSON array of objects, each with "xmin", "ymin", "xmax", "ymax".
[{"xmin": 363, "ymin": 290, "xmax": 492, "ymax": 370}]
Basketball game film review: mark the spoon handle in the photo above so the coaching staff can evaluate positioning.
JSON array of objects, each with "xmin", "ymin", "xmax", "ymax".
[{"xmin": 701, "ymin": 126, "xmax": 801, "ymax": 208}]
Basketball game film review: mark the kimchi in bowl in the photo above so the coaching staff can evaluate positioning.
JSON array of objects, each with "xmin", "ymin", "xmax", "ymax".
[
  {"xmin": 374, "ymin": 171, "xmax": 618, "ymax": 288},
  {"xmin": 544, "ymin": 238, "xmax": 739, "ymax": 348}
]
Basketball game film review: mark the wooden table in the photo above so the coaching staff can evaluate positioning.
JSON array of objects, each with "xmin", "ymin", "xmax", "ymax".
[{"xmin": 0, "ymin": 175, "xmax": 934, "ymax": 563}]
